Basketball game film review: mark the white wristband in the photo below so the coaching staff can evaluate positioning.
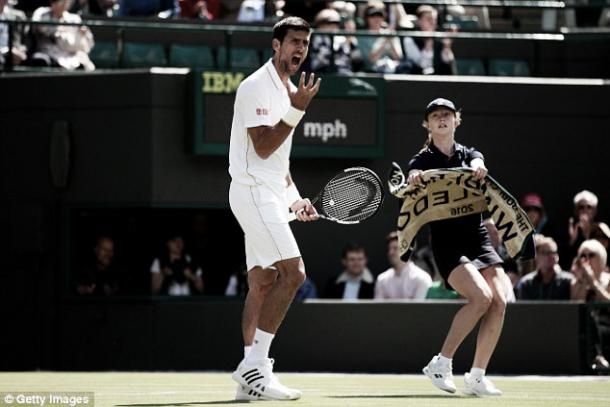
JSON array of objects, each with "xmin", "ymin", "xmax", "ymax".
[
  {"xmin": 282, "ymin": 106, "xmax": 305, "ymax": 128},
  {"xmin": 286, "ymin": 183, "xmax": 302, "ymax": 207}
]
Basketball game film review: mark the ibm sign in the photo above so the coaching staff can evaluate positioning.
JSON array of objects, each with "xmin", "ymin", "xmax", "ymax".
[{"xmin": 192, "ymin": 72, "xmax": 385, "ymax": 158}]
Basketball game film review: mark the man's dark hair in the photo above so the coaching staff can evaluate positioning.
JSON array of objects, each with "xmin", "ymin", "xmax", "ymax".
[
  {"xmin": 342, "ymin": 242, "xmax": 365, "ymax": 259},
  {"xmin": 272, "ymin": 16, "xmax": 311, "ymax": 43}
]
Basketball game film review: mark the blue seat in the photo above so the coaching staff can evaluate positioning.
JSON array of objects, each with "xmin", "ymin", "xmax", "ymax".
[
  {"xmin": 89, "ymin": 41, "xmax": 118, "ymax": 68},
  {"xmin": 217, "ymin": 47, "xmax": 262, "ymax": 70},
  {"xmin": 489, "ymin": 59, "xmax": 530, "ymax": 77},
  {"xmin": 169, "ymin": 45, "xmax": 215, "ymax": 69},
  {"xmin": 121, "ymin": 43, "xmax": 168, "ymax": 68},
  {"xmin": 456, "ymin": 58, "xmax": 486, "ymax": 76}
]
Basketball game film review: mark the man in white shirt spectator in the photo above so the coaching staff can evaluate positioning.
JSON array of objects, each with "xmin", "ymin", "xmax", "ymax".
[
  {"xmin": 323, "ymin": 242, "xmax": 375, "ymax": 299},
  {"xmin": 0, "ymin": 0, "xmax": 27, "ymax": 67},
  {"xmin": 375, "ymin": 231, "xmax": 432, "ymax": 300}
]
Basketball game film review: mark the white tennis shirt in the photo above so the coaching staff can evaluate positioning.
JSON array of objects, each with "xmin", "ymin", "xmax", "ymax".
[{"xmin": 229, "ymin": 59, "xmax": 297, "ymax": 195}]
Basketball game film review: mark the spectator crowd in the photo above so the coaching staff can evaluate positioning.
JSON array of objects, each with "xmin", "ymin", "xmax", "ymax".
[
  {"xmin": 4, "ymin": 0, "xmax": 607, "ymax": 73},
  {"xmin": 72, "ymin": 189, "xmax": 610, "ymax": 370}
]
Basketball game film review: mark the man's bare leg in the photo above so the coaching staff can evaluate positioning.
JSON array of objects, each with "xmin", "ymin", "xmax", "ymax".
[
  {"xmin": 256, "ymin": 257, "xmax": 305, "ymax": 334},
  {"xmin": 242, "ymin": 267, "xmax": 278, "ymax": 347},
  {"xmin": 233, "ymin": 258, "xmax": 305, "ymax": 400}
]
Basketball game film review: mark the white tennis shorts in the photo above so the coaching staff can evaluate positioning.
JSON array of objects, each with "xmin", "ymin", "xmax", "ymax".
[{"xmin": 229, "ymin": 181, "xmax": 301, "ymax": 271}]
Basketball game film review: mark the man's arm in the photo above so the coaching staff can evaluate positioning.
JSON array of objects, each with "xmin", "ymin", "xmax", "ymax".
[
  {"xmin": 248, "ymin": 72, "xmax": 321, "ymax": 160},
  {"xmin": 285, "ymin": 172, "xmax": 318, "ymax": 222},
  {"xmin": 248, "ymin": 122, "xmax": 295, "ymax": 160}
]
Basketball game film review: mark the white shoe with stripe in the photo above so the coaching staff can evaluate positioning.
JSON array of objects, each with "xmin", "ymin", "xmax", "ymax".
[
  {"xmin": 235, "ymin": 384, "xmax": 270, "ymax": 401},
  {"xmin": 231, "ymin": 358, "xmax": 301, "ymax": 400},
  {"xmin": 422, "ymin": 355, "xmax": 457, "ymax": 394}
]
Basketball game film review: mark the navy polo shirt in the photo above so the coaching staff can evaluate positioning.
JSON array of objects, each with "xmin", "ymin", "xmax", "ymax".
[
  {"xmin": 408, "ymin": 141, "xmax": 484, "ymax": 172},
  {"xmin": 407, "ymin": 141, "xmax": 486, "ymax": 244}
]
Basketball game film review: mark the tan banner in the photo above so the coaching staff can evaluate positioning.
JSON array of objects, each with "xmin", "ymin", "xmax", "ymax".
[{"xmin": 390, "ymin": 168, "xmax": 536, "ymax": 262}]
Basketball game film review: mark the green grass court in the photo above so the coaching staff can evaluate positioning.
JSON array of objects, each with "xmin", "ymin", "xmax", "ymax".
[
  {"xmin": 1, "ymin": 372, "xmax": 609, "ymax": 407},
  {"xmin": 0, "ymin": 372, "xmax": 610, "ymax": 407}
]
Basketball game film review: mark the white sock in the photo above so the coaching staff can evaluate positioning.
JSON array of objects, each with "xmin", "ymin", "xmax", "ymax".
[
  {"xmin": 470, "ymin": 367, "xmax": 486, "ymax": 377},
  {"xmin": 245, "ymin": 328, "xmax": 275, "ymax": 365},
  {"xmin": 244, "ymin": 346, "xmax": 252, "ymax": 358},
  {"xmin": 438, "ymin": 354, "xmax": 452, "ymax": 365}
]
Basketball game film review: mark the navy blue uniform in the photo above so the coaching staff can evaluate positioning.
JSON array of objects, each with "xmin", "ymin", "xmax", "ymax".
[{"xmin": 408, "ymin": 142, "xmax": 502, "ymax": 288}]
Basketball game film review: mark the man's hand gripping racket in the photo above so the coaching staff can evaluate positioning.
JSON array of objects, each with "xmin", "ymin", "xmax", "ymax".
[{"xmin": 290, "ymin": 167, "xmax": 385, "ymax": 225}]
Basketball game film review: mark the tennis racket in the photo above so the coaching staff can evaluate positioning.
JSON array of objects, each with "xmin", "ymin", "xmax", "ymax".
[{"xmin": 291, "ymin": 167, "xmax": 385, "ymax": 225}]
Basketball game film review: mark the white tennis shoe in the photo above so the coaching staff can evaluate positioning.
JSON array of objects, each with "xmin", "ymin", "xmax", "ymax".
[
  {"xmin": 235, "ymin": 384, "xmax": 270, "ymax": 401},
  {"xmin": 462, "ymin": 372, "xmax": 502, "ymax": 396},
  {"xmin": 232, "ymin": 358, "xmax": 302, "ymax": 400},
  {"xmin": 422, "ymin": 355, "xmax": 457, "ymax": 393}
]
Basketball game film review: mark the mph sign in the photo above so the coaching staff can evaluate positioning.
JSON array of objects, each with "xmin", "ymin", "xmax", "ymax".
[{"xmin": 192, "ymin": 72, "xmax": 385, "ymax": 158}]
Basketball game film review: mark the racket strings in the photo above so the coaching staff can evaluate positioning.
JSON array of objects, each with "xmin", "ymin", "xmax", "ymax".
[{"xmin": 321, "ymin": 170, "xmax": 383, "ymax": 222}]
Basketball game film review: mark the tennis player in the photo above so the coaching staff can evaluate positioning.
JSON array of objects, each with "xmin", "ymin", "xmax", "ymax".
[
  {"xmin": 228, "ymin": 17, "xmax": 321, "ymax": 401},
  {"xmin": 409, "ymin": 98, "xmax": 509, "ymax": 396}
]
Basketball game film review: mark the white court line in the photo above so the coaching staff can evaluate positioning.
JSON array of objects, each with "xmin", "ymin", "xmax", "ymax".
[{"xmin": 278, "ymin": 372, "xmax": 610, "ymax": 381}]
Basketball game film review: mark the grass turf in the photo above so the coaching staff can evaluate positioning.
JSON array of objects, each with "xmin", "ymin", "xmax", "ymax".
[{"xmin": 1, "ymin": 372, "xmax": 609, "ymax": 407}]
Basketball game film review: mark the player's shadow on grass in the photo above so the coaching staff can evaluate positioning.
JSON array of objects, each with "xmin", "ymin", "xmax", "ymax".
[
  {"xmin": 330, "ymin": 394, "xmax": 461, "ymax": 399},
  {"xmin": 116, "ymin": 395, "xmax": 459, "ymax": 406},
  {"xmin": 116, "ymin": 401, "xmax": 252, "ymax": 406}
]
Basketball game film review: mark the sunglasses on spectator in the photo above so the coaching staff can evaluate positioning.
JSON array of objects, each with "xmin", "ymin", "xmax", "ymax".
[
  {"xmin": 579, "ymin": 252, "xmax": 597, "ymax": 259},
  {"xmin": 577, "ymin": 204, "xmax": 594, "ymax": 210}
]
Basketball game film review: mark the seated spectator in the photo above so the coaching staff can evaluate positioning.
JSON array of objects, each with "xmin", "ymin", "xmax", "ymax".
[
  {"xmin": 561, "ymin": 190, "xmax": 602, "ymax": 269},
  {"xmin": 179, "ymin": 0, "xmax": 213, "ymax": 20},
  {"xmin": 375, "ymin": 231, "xmax": 432, "ymax": 300},
  {"xmin": 521, "ymin": 192, "xmax": 557, "ymax": 239},
  {"xmin": 150, "ymin": 234, "xmax": 204, "ymax": 296},
  {"xmin": 570, "ymin": 239, "xmax": 610, "ymax": 370},
  {"xmin": 386, "ymin": 2, "xmax": 414, "ymax": 30},
  {"xmin": 0, "ymin": 0, "xmax": 27, "ymax": 67},
  {"xmin": 519, "ymin": 193, "xmax": 555, "ymax": 276},
  {"xmin": 76, "ymin": 236, "xmax": 124, "ymax": 296},
  {"xmin": 31, "ymin": 0, "xmax": 95, "ymax": 71},
  {"xmin": 225, "ymin": 263, "xmax": 248, "ymax": 297},
  {"xmin": 517, "ymin": 235, "xmax": 573, "ymax": 300},
  {"xmin": 357, "ymin": 2, "xmax": 402, "ymax": 73},
  {"xmin": 307, "ymin": 8, "xmax": 361, "ymax": 74},
  {"xmin": 591, "ymin": 222, "xmax": 610, "ymax": 261},
  {"xmin": 401, "ymin": 4, "xmax": 456, "ymax": 75},
  {"xmin": 236, "ymin": 0, "xmax": 265, "ymax": 22},
  {"xmin": 70, "ymin": 0, "xmax": 117, "ymax": 17},
  {"xmin": 323, "ymin": 242, "xmax": 375, "ymax": 299}
]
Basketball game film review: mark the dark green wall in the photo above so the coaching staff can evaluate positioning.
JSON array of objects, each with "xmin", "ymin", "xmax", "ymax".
[
  {"xmin": 13, "ymin": 300, "xmax": 581, "ymax": 374},
  {"xmin": 1, "ymin": 71, "xmax": 608, "ymax": 372}
]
